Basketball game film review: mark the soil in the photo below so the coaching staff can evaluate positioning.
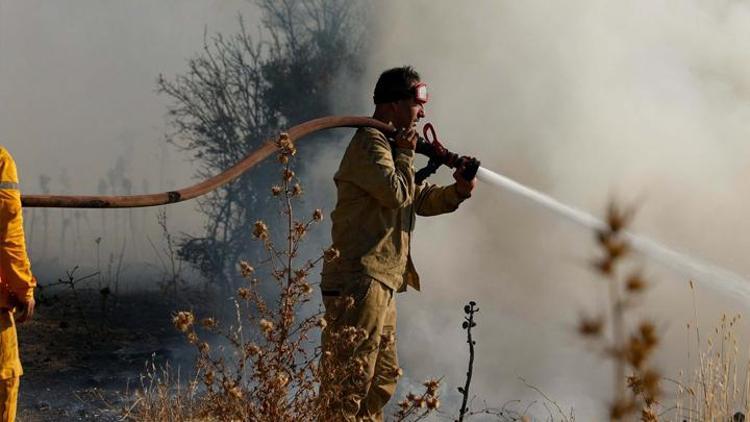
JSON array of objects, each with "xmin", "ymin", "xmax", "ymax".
[{"xmin": 15, "ymin": 286, "xmax": 213, "ymax": 421}]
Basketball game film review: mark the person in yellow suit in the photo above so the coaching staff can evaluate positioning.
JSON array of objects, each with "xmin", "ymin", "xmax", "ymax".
[{"xmin": 0, "ymin": 146, "xmax": 36, "ymax": 422}]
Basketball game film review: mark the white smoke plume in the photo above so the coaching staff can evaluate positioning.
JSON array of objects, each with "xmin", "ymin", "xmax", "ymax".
[
  {"xmin": 0, "ymin": 1, "xmax": 258, "ymax": 274},
  {"xmin": 314, "ymin": 1, "xmax": 750, "ymax": 419}
]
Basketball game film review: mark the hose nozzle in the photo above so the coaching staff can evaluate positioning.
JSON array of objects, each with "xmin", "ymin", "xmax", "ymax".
[{"xmin": 414, "ymin": 123, "xmax": 480, "ymax": 184}]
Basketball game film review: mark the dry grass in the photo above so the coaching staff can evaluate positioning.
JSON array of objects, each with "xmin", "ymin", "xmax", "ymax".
[
  {"xmin": 580, "ymin": 203, "xmax": 750, "ymax": 422},
  {"xmin": 672, "ymin": 304, "xmax": 748, "ymax": 421},
  {"xmin": 121, "ymin": 143, "xmax": 750, "ymax": 421},
  {"xmin": 123, "ymin": 134, "xmax": 440, "ymax": 421},
  {"xmin": 117, "ymin": 171, "xmax": 750, "ymax": 422}
]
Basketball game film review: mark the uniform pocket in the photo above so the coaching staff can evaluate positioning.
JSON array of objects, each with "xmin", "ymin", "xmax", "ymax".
[{"xmin": 348, "ymin": 276, "xmax": 374, "ymax": 305}]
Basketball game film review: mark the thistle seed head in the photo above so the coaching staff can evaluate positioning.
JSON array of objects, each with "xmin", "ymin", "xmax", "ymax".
[
  {"xmin": 239, "ymin": 261, "xmax": 255, "ymax": 278},
  {"xmin": 324, "ymin": 247, "xmax": 340, "ymax": 262},
  {"xmin": 313, "ymin": 208, "xmax": 323, "ymax": 222},
  {"xmin": 253, "ymin": 220, "xmax": 269, "ymax": 240},
  {"xmin": 173, "ymin": 311, "xmax": 195, "ymax": 333},
  {"xmin": 260, "ymin": 318, "xmax": 274, "ymax": 334}
]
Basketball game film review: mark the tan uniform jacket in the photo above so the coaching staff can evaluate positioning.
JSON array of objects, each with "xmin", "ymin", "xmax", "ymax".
[
  {"xmin": 321, "ymin": 127, "xmax": 467, "ymax": 292},
  {"xmin": 0, "ymin": 146, "xmax": 35, "ymax": 309}
]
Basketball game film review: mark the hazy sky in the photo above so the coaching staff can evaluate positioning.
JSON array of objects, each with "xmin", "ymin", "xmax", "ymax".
[
  {"xmin": 0, "ymin": 1, "xmax": 259, "ymax": 265},
  {"xmin": 356, "ymin": 1, "xmax": 750, "ymax": 419},
  {"xmin": 1, "ymin": 1, "xmax": 254, "ymax": 186},
  {"xmin": 4, "ymin": 1, "xmax": 750, "ymax": 419}
]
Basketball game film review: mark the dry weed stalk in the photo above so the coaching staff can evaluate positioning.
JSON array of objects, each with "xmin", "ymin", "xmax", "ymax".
[
  {"xmin": 127, "ymin": 133, "xmax": 440, "ymax": 421},
  {"xmin": 37, "ymin": 266, "xmax": 101, "ymax": 335},
  {"xmin": 674, "ymin": 301, "xmax": 748, "ymax": 421},
  {"xmin": 393, "ymin": 378, "xmax": 441, "ymax": 421},
  {"xmin": 580, "ymin": 203, "xmax": 662, "ymax": 421},
  {"xmin": 147, "ymin": 208, "xmax": 184, "ymax": 297},
  {"xmin": 457, "ymin": 301, "xmax": 478, "ymax": 422},
  {"xmin": 123, "ymin": 360, "xmax": 202, "ymax": 422}
]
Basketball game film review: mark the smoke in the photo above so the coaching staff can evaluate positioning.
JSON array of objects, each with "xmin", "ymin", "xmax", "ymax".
[
  {"xmin": 6, "ymin": 0, "xmax": 750, "ymax": 418},
  {"xmin": 0, "ymin": 0, "xmax": 259, "ymax": 277},
  {"xmin": 309, "ymin": 0, "xmax": 750, "ymax": 419}
]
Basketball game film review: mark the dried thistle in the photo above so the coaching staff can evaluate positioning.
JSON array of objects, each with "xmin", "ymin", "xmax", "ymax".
[
  {"xmin": 592, "ymin": 256, "xmax": 614, "ymax": 275},
  {"xmin": 259, "ymin": 318, "xmax": 274, "ymax": 334},
  {"xmin": 395, "ymin": 378, "xmax": 441, "ymax": 420},
  {"xmin": 201, "ymin": 317, "xmax": 217, "ymax": 329},
  {"xmin": 606, "ymin": 202, "xmax": 634, "ymax": 233},
  {"xmin": 239, "ymin": 260, "xmax": 255, "ymax": 278},
  {"xmin": 582, "ymin": 202, "xmax": 662, "ymax": 420},
  {"xmin": 425, "ymin": 397, "xmax": 440, "ymax": 410},
  {"xmin": 245, "ymin": 343, "xmax": 261, "ymax": 358},
  {"xmin": 276, "ymin": 132, "xmax": 296, "ymax": 156},
  {"xmin": 172, "ymin": 311, "xmax": 195, "ymax": 333},
  {"xmin": 204, "ymin": 370, "xmax": 214, "ymax": 387},
  {"xmin": 578, "ymin": 314, "xmax": 604, "ymax": 337},
  {"xmin": 423, "ymin": 378, "xmax": 440, "ymax": 394},
  {"xmin": 312, "ymin": 208, "xmax": 323, "ymax": 222},
  {"xmin": 252, "ymin": 220, "xmax": 269, "ymax": 240},
  {"xmin": 299, "ymin": 282, "xmax": 313, "ymax": 296},
  {"xmin": 625, "ymin": 271, "xmax": 646, "ymax": 293},
  {"xmin": 283, "ymin": 169, "xmax": 295, "ymax": 183},
  {"xmin": 237, "ymin": 288, "xmax": 251, "ymax": 300},
  {"xmin": 293, "ymin": 221, "xmax": 306, "ymax": 239},
  {"xmin": 324, "ymin": 246, "xmax": 340, "ymax": 262}
]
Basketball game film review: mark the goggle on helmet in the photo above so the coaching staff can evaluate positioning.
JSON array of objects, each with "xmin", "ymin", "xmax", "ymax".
[
  {"xmin": 412, "ymin": 82, "xmax": 428, "ymax": 105},
  {"xmin": 374, "ymin": 82, "xmax": 429, "ymax": 105}
]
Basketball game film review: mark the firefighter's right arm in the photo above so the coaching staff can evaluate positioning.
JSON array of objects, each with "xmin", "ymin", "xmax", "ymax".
[
  {"xmin": 0, "ymin": 148, "xmax": 36, "ymax": 308},
  {"xmin": 345, "ymin": 132, "xmax": 415, "ymax": 209}
]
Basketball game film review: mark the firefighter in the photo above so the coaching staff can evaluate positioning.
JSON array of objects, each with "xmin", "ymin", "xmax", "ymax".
[
  {"xmin": 0, "ymin": 146, "xmax": 36, "ymax": 422},
  {"xmin": 320, "ymin": 66, "xmax": 476, "ymax": 421}
]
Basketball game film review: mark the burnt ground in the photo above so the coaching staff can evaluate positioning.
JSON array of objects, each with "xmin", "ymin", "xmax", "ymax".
[{"xmin": 14, "ymin": 286, "xmax": 215, "ymax": 421}]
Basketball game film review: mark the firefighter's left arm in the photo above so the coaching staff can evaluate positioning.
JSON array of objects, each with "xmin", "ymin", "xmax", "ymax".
[
  {"xmin": 0, "ymin": 149, "xmax": 36, "ymax": 303},
  {"xmin": 414, "ymin": 165, "xmax": 475, "ymax": 216},
  {"xmin": 414, "ymin": 182, "xmax": 468, "ymax": 216}
]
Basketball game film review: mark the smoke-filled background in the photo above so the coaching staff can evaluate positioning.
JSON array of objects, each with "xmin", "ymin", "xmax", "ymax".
[
  {"xmin": 0, "ymin": 1, "xmax": 257, "ymax": 276},
  {"xmin": 4, "ymin": 0, "xmax": 750, "ymax": 419},
  {"xmin": 359, "ymin": 1, "xmax": 750, "ymax": 419}
]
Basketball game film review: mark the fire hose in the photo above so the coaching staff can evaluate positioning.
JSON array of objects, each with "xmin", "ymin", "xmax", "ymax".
[
  {"xmin": 21, "ymin": 116, "xmax": 475, "ymax": 208},
  {"xmin": 19, "ymin": 115, "xmax": 750, "ymax": 302}
]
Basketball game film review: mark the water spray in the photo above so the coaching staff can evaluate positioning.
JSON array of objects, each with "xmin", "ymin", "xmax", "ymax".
[
  {"xmin": 20, "ymin": 116, "xmax": 750, "ymax": 300},
  {"xmin": 413, "ymin": 123, "xmax": 750, "ymax": 300},
  {"xmin": 476, "ymin": 167, "xmax": 750, "ymax": 301}
]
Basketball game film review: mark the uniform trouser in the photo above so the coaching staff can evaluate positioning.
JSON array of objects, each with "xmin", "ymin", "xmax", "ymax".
[
  {"xmin": 0, "ymin": 310, "xmax": 21, "ymax": 422},
  {"xmin": 321, "ymin": 277, "xmax": 399, "ymax": 422}
]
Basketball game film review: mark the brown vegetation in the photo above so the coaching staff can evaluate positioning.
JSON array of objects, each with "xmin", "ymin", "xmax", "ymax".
[
  {"xmin": 580, "ymin": 203, "xmax": 661, "ymax": 421},
  {"xmin": 124, "ymin": 135, "xmax": 440, "ymax": 421},
  {"xmin": 674, "ymin": 293, "xmax": 748, "ymax": 420}
]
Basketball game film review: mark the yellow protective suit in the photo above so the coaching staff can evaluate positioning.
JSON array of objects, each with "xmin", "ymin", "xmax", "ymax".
[
  {"xmin": 320, "ymin": 127, "xmax": 468, "ymax": 421},
  {"xmin": 0, "ymin": 146, "xmax": 35, "ymax": 422}
]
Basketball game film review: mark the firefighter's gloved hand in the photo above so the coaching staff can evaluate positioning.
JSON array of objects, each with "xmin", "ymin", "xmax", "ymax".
[
  {"xmin": 393, "ymin": 127, "xmax": 418, "ymax": 150},
  {"xmin": 459, "ymin": 156, "xmax": 480, "ymax": 179},
  {"xmin": 15, "ymin": 297, "xmax": 35, "ymax": 324},
  {"xmin": 454, "ymin": 156, "xmax": 477, "ymax": 199}
]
